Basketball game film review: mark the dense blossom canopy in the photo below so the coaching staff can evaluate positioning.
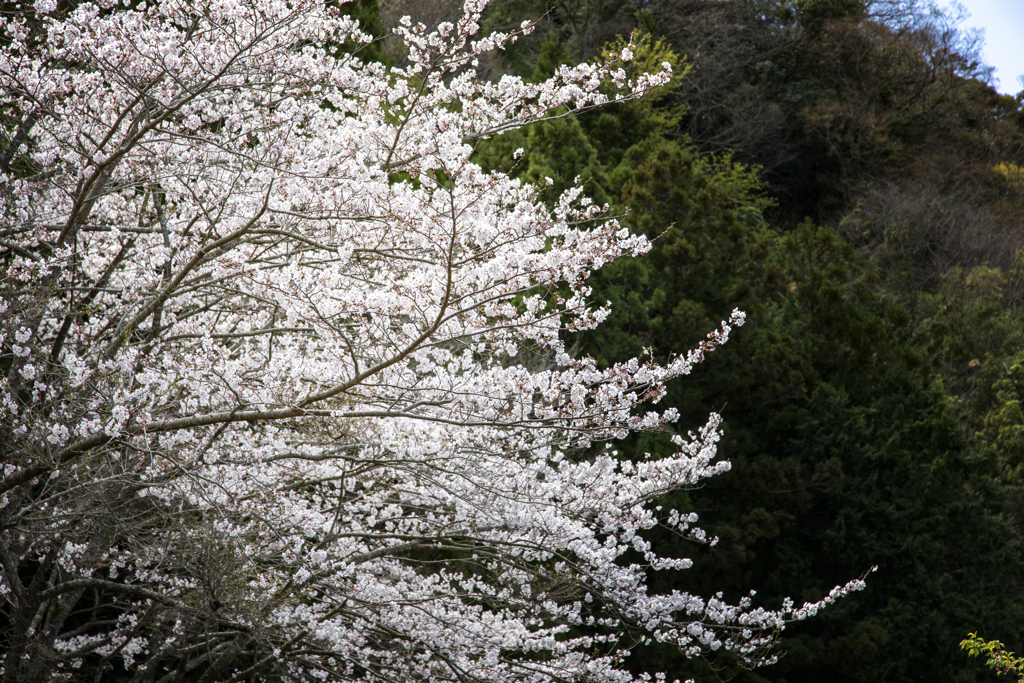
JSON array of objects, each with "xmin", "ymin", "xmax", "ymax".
[{"xmin": 0, "ymin": 1, "xmax": 864, "ymax": 681}]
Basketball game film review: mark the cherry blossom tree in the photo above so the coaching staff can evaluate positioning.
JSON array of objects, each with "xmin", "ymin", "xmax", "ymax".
[{"xmin": 0, "ymin": 1, "xmax": 865, "ymax": 681}]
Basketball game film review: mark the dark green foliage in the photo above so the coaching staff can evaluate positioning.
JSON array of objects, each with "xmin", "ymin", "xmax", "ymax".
[
  {"xmin": 584, "ymin": 138, "xmax": 773, "ymax": 365},
  {"xmin": 596, "ymin": 213, "xmax": 1024, "ymax": 683},
  {"xmin": 474, "ymin": 115, "xmax": 610, "ymax": 206},
  {"xmin": 515, "ymin": 118, "xmax": 1024, "ymax": 683},
  {"xmin": 468, "ymin": 1, "xmax": 1024, "ymax": 680},
  {"xmin": 339, "ymin": 0, "xmax": 393, "ymax": 66},
  {"xmin": 526, "ymin": 116, "xmax": 612, "ymax": 207}
]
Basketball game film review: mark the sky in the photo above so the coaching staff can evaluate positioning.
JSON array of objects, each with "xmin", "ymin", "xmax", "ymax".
[{"xmin": 946, "ymin": 0, "xmax": 1024, "ymax": 94}]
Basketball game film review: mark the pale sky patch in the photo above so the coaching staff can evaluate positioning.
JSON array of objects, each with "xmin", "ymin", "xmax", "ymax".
[{"xmin": 946, "ymin": 0, "xmax": 1024, "ymax": 94}]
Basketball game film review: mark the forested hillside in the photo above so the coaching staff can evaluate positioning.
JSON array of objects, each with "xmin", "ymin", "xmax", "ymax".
[{"xmin": 383, "ymin": 0, "xmax": 1024, "ymax": 681}]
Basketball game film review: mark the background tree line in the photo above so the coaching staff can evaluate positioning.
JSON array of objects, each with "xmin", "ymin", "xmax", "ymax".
[{"xmin": 377, "ymin": 0, "xmax": 1024, "ymax": 681}]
